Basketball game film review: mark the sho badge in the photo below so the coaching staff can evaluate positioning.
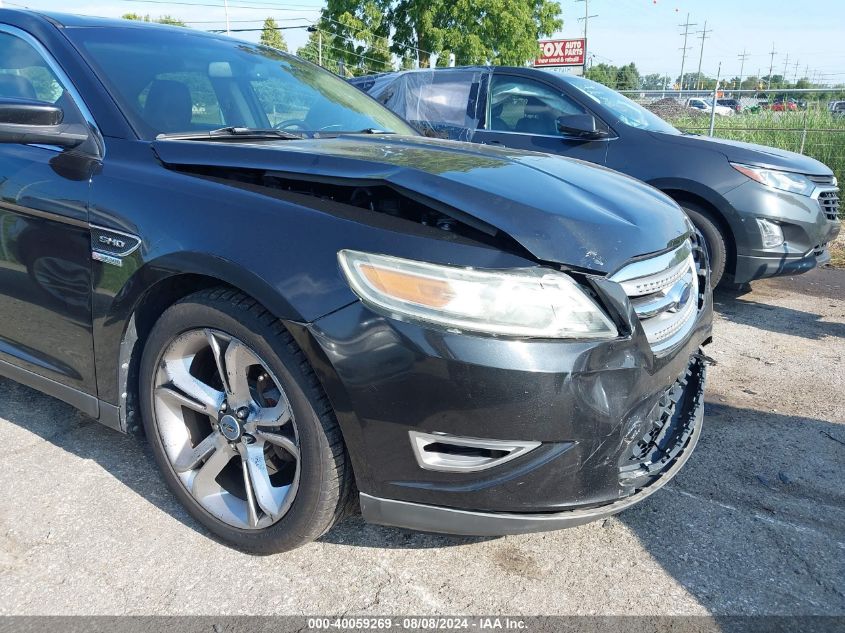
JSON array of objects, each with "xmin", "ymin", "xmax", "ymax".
[{"xmin": 91, "ymin": 225, "xmax": 141, "ymax": 266}]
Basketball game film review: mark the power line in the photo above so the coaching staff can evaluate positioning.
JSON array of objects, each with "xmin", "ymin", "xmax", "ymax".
[{"xmin": 120, "ymin": 0, "xmax": 323, "ymax": 12}]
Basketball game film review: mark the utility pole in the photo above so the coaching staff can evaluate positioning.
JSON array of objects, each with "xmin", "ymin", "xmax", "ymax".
[
  {"xmin": 781, "ymin": 52, "xmax": 790, "ymax": 85},
  {"xmin": 709, "ymin": 61, "xmax": 721, "ymax": 137},
  {"xmin": 307, "ymin": 25, "xmax": 323, "ymax": 66},
  {"xmin": 678, "ymin": 13, "xmax": 696, "ymax": 93},
  {"xmin": 575, "ymin": 0, "xmax": 598, "ymax": 76},
  {"xmin": 767, "ymin": 43, "xmax": 777, "ymax": 89},
  {"xmin": 223, "ymin": 0, "xmax": 230, "ymax": 35},
  {"xmin": 737, "ymin": 48, "xmax": 749, "ymax": 91},
  {"xmin": 793, "ymin": 60, "xmax": 800, "ymax": 84},
  {"xmin": 695, "ymin": 20, "xmax": 712, "ymax": 90}
]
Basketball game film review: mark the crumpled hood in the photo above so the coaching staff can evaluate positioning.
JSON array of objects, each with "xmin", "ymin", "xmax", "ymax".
[
  {"xmin": 652, "ymin": 132, "xmax": 834, "ymax": 175},
  {"xmin": 152, "ymin": 135, "xmax": 690, "ymax": 274}
]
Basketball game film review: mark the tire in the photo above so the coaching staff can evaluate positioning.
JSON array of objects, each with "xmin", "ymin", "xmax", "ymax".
[
  {"xmin": 681, "ymin": 205, "xmax": 728, "ymax": 288},
  {"xmin": 139, "ymin": 287, "xmax": 353, "ymax": 553}
]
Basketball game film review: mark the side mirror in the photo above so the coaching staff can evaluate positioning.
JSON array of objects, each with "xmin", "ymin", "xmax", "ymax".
[
  {"xmin": 555, "ymin": 114, "xmax": 606, "ymax": 140},
  {"xmin": 0, "ymin": 98, "xmax": 88, "ymax": 148}
]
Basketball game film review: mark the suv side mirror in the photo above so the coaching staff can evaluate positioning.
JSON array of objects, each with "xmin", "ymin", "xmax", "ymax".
[
  {"xmin": 0, "ymin": 98, "xmax": 88, "ymax": 148},
  {"xmin": 555, "ymin": 114, "xmax": 606, "ymax": 140}
]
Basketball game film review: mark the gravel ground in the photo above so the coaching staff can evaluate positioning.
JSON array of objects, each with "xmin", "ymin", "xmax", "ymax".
[{"xmin": 0, "ymin": 268, "xmax": 843, "ymax": 617}]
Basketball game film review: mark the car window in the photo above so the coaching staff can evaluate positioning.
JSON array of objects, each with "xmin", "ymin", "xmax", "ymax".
[
  {"xmin": 563, "ymin": 75, "xmax": 679, "ymax": 134},
  {"xmin": 67, "ymin": 28, "xmax": 416, "ymax": 137},
  {"xmin": 488, "ymin": 75, "xmax": 585, "ymax": 135},
  {"xmin": 400, "ymin": 72, "xmax": 477, "ymax": 125},
  {"xmin": 0, "ymin": 31, "xmax": 83, "ymax": 123},
  {"xmin": 138, "ymin": 71, "xmax": 225, "ymax": 128}
]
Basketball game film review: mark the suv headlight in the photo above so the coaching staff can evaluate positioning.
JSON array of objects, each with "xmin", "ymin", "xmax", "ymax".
[
  {"xmin": 338, "ymin": 250, "xmax": 618, "ymax": 339},
  {"xmin": 731, "ymin": 163, "xmax": 815, "ymax": 196}
]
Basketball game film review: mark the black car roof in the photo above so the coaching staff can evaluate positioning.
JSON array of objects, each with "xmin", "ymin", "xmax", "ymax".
[{"xmin": 0, "ymin": 8, "xmax": 220, "ymax": 36}]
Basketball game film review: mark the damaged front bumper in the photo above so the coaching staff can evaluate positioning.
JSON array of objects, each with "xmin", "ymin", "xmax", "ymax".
[
  {"xmin": 361, "ymin": 358, "xmax": 705, "ymax": 536},
  {"xmin": 302, "ymin": 271, "xmax": 712, "ymax": 536}
]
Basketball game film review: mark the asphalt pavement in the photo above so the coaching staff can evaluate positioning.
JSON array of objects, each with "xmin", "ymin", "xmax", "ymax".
[{"xmin": 0, "ymin": 268, "xmax": 843, "ymax": 616}]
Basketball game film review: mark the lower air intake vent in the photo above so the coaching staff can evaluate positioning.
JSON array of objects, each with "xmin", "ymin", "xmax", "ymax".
[
  {"xmin": 611, "ymin": 239, "xmax": 701, "ymax": 354},
  {"xmin": 409, "ymin": 431, "xmax": 540, "ymax": 473}
]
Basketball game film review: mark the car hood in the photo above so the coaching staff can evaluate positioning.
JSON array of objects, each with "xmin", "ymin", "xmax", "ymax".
[
  {"xmin": 152, "ymin": 135, "xmax": 689, "ymax": 274},
  {"xmin": 653, "ymin": 132, "xmax": 833, "ymax": 175}
]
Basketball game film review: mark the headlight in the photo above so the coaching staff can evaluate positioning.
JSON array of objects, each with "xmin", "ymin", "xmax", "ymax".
[
  {"xmin": 756, "ymin": 218, "xmax": 784, "ymax": 248},
  {"xmin": 338, "ymin": 250, "xmax": 618, "ymax": 339},
  {"xmin": 731, "ymin": 163, "xmax": 815, "ymax": 196}
]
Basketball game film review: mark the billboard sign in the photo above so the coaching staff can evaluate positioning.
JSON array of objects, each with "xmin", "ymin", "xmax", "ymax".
[{"xmin": 535, "ymin": 39, "xmax": 586, "ymax": 68}]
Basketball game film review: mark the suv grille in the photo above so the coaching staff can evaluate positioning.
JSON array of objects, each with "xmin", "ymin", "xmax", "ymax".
[
  {"xmin": 610, "ymin": 239, "xmax": 703, "ymax": 355},
  {"xmin": 818, "ymin": 190, "xmax": 840, "ymax": 221}
]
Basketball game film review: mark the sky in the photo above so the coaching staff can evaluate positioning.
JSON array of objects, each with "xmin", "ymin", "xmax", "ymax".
[{"xmin": 1, "ymin": 0, "xmax": 843, "ymax": 84}]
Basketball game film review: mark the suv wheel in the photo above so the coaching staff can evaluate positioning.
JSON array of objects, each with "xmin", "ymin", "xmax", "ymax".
[
  {"xmin": 681, "ymin": 206, "xmax": 728, "ymax": 288},
  {"xmin": 139, "ymin": 287, "xmax": 352, "ymax": 553}
]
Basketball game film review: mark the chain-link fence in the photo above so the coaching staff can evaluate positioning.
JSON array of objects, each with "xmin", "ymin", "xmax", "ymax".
[{"xmin": 621, "ymin": 89, "xmax": 845, "ymax": 204}]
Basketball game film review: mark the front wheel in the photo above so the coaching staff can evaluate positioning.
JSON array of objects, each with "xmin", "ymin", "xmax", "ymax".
[
  {"xmin": 682, "ymin": 206, "xmax": 728, "ymax": 288},
  {"xmin": 139, "ymin": 288, "xmax": 353, "ymax": 553}
]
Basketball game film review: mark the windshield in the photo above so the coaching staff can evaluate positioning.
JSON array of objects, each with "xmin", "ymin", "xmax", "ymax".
[
  {"xmin": 66, "ymin": 26, "xmax": 417, "ymax": 139},
  {"xmin": 563, "ymin": 75, "xmax": 679, "ymax": 134}
]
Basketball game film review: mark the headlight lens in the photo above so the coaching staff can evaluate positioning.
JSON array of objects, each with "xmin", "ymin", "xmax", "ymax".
[
  {"xmin": 338, "ymin": 250, "xmax": 618, "ymax": 339},
  {"xmin": 731, "ymin": 163, "xmax": 815, "ymax": 196},
  {"xmin": 756, "ymin": 218, "xmax": 785, "ymax": 248}
]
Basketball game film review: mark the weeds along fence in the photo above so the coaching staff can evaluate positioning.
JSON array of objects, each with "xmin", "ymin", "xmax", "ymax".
[{"xmin": 620, "ymin": 89, "xmax": 845, "ymax": 204}]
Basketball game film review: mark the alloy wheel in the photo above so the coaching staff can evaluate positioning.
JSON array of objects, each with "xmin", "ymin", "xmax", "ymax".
[{"xmin": 152, "ymin": 328, "xmax": 300, "ymax": 530}]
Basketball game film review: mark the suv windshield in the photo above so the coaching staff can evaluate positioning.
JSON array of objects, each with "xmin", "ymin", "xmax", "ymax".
[
  {"xmin": 562, "ymin": 75, "xmax": 679, "ymax": 135},
  {"xmin": 66, "ymin": 26, "xmax": 416, "ymax": 139}
]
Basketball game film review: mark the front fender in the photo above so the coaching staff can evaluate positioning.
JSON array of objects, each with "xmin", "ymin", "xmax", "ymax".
[{"xmin": 647, "ymin": 176, "xmax": 744, "ymax": 238}]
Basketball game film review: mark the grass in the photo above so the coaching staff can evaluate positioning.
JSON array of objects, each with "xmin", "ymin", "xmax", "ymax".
[
  {"xmin": 830, "ymin": 235, "xmax": 845, "ymax": 269},
  {"xmin": 664, "ymin": 110, "xmax": 845, "ymax": 205}
]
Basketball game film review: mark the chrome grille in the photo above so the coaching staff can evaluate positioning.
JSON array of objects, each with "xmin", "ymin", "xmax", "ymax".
[
  {"xmin": 611, "ymin": 240, "xmax": 700, "ymax": 354},
  {"xmin": 809, "ymin": 174, "xmax": 836, "ymax": 186},
  {"xmin": 817, "ymin": 190, "xmax": 840, "ymax": 221}
]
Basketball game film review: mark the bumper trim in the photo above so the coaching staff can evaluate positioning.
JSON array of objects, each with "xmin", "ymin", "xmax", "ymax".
[{"xmin": 360, "ymin": 403, "xmax": 704, "ymax": 536}]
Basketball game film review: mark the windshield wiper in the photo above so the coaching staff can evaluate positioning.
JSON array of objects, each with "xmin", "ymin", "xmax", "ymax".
[
  {"xmin": 312, "ymin": 128, "xmax": 397, "ymax": 139},
  {"xmin": 156, "ymin": 126, "xmax": 303, "ymax": 141},
  {"xmin": 351, "ymin": 128, "xmax": 396, "ymax": 135}
]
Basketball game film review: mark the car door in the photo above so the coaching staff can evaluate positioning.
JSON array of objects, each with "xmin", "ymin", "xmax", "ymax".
[
  {"xmin": 0, "ymin": 26, "xmax": 97, "ymax": 403},
  {"xmin": 473, "ymin": 72, "xmax": 610, "ymax": 165}
]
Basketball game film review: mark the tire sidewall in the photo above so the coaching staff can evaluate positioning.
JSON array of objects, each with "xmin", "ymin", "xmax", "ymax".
[
  {"xmin": 682, "ymin": 206, "xmax": 727, "ymax": 288},
  {"xmin": 140, "ymin": 296, "xmax": 336, "ymax": 553}
]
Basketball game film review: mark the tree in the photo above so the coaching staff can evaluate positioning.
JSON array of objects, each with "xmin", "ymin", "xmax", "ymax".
[
  {"xmin": 121, "ymin": 13, "xmax": 186, "ymax": 26},
  {"xmin": 585, "ymin": 63, "xmax": 619, "ymax": 88},
  {"xmin": 309, "ymin": 0, "xmax": 393, "ymax": 74},
  {"xmin": 297, "ymin": 29, "xmax": 330, "ymax": 66},
  {"xmin": 436, "ymin": 0, "xmax": 563, "ymax": 66},
  {"xmin": 259, "ymin": 17, "xmax": 289, "ymax": 52},
  {"xmin": 313, "ymin": 0, "xmax": 562, "ymax": 71},
  {"xmin": 641, "ymin": 73, "xmax": 670, "ymax": 91},
  {"xmin": 615, "ymin": 62, "xmax": 640, "ymax": 91}
]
